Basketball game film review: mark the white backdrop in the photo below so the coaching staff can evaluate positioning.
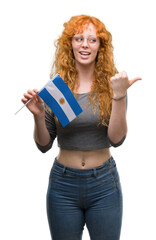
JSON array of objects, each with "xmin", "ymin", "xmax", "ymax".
[{"xmin": 0, "ymin": 0, "xmax": 156, "ymax": 239}]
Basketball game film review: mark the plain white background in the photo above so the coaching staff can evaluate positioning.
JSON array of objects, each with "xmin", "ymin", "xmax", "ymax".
[{"xmin": 0, "ymin": 0, "xmax": 156, "ymax": 239}]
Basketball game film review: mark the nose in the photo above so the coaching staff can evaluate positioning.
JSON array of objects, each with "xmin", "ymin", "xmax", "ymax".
[{"xmin": 81, "ymin": 38, "xmax": 89, "ymax": 48}]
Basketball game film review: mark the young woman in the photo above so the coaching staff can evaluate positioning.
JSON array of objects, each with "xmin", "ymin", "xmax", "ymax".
[{"xmin": 22, "ymin": 15, "xmax": 141, "ymax": 240}]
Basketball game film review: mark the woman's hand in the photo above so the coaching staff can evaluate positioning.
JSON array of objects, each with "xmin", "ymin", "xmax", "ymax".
[
  {"xmin": 110, "ymin": 71, "xmax": 142, "ymax": 98},
  {"xmin": 21, "ymin": 89, "xmax": 45, "ymax": 116}
]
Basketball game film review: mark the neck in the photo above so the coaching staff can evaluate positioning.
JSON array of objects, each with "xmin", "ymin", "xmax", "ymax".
[{"xmin": 76, "ymin": 61, "xmax": 95, "ymax": 83}]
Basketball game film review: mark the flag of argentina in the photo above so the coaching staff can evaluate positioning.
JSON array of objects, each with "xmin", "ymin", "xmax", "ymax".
[{"xmin": 38, "ymin": 74, "xmax": 83, "ymax": 127}]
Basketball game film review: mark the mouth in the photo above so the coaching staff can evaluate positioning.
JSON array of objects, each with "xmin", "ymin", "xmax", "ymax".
[{"xmin": 79, "ymin": 51, "xmax": 91, "ymax": 56}]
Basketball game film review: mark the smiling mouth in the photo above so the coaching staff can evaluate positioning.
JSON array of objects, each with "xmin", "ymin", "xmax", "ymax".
[{"xmin": 79, "ymin": 52, "xmax": 91, "ymax": 56}]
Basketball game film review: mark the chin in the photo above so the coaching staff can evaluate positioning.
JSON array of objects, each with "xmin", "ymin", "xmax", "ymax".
[{"xmin": 76, "ymin": 58, "xmax": 95, "ymax": 66}]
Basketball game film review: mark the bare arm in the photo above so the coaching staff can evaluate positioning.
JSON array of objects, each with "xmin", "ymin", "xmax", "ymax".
[
  {"xmin": 33, "ymin": 114, "xmax": 51, "ymax": 146},
  {"xmin": 22, "ymin": 89, "xmax": 51, "ymax": 147},
  {"xmin": 108, "ymin": 71, "xmax": 142, "ymax": 146},
  {"xmin": 108, "ymin": 96, "xmax": 127, "ymax": 144}
]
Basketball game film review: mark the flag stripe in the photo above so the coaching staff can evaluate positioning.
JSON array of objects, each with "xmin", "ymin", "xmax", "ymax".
[
  {"xmin": 53, "ymin": 75, "xmax": 82, "ymax": 116},
  {"xmin": 38, "ymin": 88, "xmax": 70, "ymax": 127},
  {"xmin": 45, "ymin": 81, "xmax": 76, "ymax": 122}
]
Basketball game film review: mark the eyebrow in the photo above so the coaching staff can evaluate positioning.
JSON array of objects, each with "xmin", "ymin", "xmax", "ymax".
[{"xmin": 73, "ymin": 34, "xmax": 98, "ymax": 38}]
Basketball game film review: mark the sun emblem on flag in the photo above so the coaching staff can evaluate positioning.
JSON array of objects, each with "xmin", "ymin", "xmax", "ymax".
[{"xmin": 59, "ymin": 98, "xmax": 65, "ymax": 104}]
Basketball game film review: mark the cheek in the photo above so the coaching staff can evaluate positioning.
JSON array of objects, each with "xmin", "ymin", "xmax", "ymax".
[
  {"xmin": 92, "ymin": 44, "xmax": 100, "ymax": 55},
  {"xmin": 94, "ymin": 43, "xmax": 100, "ymax": 53},
  {"xmin": 72, "ymin": 44, "xmax": 79, "ymax": 57},
  {"xmin": 72, "ymin": 49, "xmax": 79, "ymax": 59},
  {"xmin": 92, "ymin": 48, "xmax": 99, "ymax": 57}
]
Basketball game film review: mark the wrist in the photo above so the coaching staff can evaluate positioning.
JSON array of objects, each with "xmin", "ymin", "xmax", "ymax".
[
  {"xmin": 112, "ymin": 94, "xmax": 126, "ymax": 101},
  {"xmin": 112, "ymin": 91, "xmax": 127, "ymax": 100},
  {"xmin": 33, "ymin": 112, "xmax": 45, "ymax": 122}
]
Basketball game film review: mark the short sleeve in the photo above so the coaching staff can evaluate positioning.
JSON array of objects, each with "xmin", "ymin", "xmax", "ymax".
[
  {"xmin": 35, "ymin": 105, "xmax": 57, "ymax": 153},
  {"xmin": 109, "ymin": 135, "xmax": 126, "ymax": 147}
]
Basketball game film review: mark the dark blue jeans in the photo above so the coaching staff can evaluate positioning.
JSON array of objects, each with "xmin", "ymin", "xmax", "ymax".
[{"xmin": 46, "ymin": 156, "xmax": 123, "ymax": 240}]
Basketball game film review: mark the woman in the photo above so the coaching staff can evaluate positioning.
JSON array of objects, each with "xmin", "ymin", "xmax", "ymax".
[{"xmin": 22, "ymin": 15, "xmax": 141, "ymax": 240}]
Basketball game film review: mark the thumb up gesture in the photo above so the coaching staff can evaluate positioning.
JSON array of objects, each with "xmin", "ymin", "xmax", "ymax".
[{"xmin": 110, "ymin": 71, "xmax": 142, "ymax": 98}]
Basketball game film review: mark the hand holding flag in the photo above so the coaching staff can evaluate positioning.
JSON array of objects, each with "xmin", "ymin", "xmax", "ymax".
[
  {"xmin": 16, "ymin": 74, "xmax": 83, "ymax": 127},
  {"xmin": 21, "ymin": 89, "xmax": 45, "ymax": 116}
]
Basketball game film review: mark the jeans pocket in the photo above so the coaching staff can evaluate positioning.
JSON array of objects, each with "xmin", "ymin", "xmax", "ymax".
[
  {"xmin": 94, "ymin": 168, "xmax": 113, "ymax": 185},
  {"xmin": 49, "ymin": 167, "xmax": 63, "ymax": 183}
]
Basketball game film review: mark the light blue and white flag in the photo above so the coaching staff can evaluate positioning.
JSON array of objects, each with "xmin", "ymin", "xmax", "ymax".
[{"xmin": 38, "ymin": 74, "xmax": 83, "ymax": 127}]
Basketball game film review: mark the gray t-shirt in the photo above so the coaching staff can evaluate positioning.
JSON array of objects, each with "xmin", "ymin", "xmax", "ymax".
[{"xmin": 36, "ymin": 92, "xmax": 127, "ymax": 153}]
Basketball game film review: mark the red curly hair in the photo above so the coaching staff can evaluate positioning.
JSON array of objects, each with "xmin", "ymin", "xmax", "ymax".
[{"xmin": 50, "ymin": 15, "xmax": 118, "ymax": 127}]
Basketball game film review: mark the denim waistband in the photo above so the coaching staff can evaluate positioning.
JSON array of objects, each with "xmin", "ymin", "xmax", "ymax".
[{"xmin": 52, "ymin": 156, "xmax": 116, "ymax": 177}]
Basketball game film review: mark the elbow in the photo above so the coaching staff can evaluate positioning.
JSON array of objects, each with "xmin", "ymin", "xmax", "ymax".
[
  {"xmin": 108, "ymin": 129, "xmax": 128, "ymax": 148},
  {"xmin": 108, "ymin": 135, "xmax": 127, "ymax": 147},
  {"xmin": 108, "ymin": 126, "xmax": 128, "ymax": 148},
  {"xmin": 35, "ymin": 140, "xmax": 53, "ymax": 153},
  {"xmin": 38, "ymin": 147, "xmax": 49, "ymax": 154}
]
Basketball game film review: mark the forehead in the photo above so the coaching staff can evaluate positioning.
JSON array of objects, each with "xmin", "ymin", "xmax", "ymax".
[{"xmin": 75, "ymin": 23, "xmax": 97, "ymax": 35}]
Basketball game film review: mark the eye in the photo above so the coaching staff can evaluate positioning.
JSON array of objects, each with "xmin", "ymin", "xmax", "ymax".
[
  {"xmin": 88, "ymin": 37, "xmax": 97, "ymax": 43},
  {"xmin": 75, "ymin": 37, "xmax": 83, "ymax": 42}
]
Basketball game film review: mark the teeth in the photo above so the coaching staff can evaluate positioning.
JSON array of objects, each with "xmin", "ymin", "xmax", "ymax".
[{"xmin": 80, "ymin": 52, "xmax": 90, "ymax": 55}]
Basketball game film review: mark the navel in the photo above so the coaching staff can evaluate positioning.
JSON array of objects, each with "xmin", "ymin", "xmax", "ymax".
[{"xmin": 81, "ymin": 158, "xmax": 85, "ymax": 167}]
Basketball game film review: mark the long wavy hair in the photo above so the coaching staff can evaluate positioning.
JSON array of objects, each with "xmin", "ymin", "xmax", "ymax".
[{"xmin": 50, "ymin": 15, "xmax": 118, "ymax": 127}]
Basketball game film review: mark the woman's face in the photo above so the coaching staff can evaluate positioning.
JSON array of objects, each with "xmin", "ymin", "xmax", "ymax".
[{"xmin": 71, "ymin": 23, "xmax": 100, "ymax": 66}]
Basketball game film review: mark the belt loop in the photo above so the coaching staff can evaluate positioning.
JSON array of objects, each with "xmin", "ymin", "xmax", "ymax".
[
  {"xmin": 62, "ymin": 167, "xmax": 66, "ymax": 177},
  {"xmin": 93, "ymin": 168, "xmax": 96, "ymax": 178}
]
